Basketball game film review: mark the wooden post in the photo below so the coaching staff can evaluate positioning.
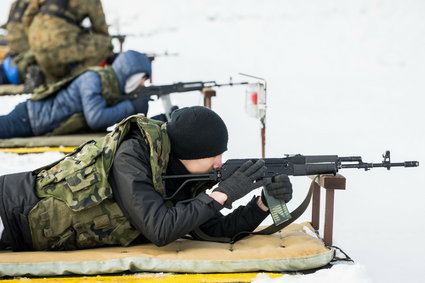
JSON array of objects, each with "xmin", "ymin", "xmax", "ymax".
[
  {"xmin": 324, "ymin": 189, "xmax": 335, "ymax": 246},
  {"xmin": 202, "ymin": 88, "xmax": 216, "ymax": 109},
  {"xmin": 309, "ymin": 174, "xmax": 346, "ymax": 246},
  {"xmin": 311, "ymin": 181, "xmax": 321, "ymax": 230}
]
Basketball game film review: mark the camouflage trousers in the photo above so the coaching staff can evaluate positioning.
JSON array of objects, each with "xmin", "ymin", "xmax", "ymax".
[{"xmin": 32, "ymin": 33, "xmax": 113, "ymax": 83}]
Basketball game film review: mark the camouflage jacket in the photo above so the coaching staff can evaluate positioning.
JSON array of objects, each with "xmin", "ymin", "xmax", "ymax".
[
  {"xmin": 23, "ymin": 0, "xmax": 110, "ymax": 51},
  {"xmin": 27, "ymin": 115, "xmax": 170, "ymax": 250}
]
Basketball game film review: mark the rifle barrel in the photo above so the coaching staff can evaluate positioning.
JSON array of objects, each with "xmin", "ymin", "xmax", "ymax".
[
  {"xmin": 213, "ymin": 82, "xmax": 249, "ymax": 88},
  {"xmin": 340, "ymin": 161, "xmax": 419, "ymax": 170}
]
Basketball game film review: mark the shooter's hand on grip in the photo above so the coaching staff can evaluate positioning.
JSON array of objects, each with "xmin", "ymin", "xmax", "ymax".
[
  {"xmin": 261, "ymin": 174, "xmax": 293, "ymax": 207},
  {"xmin": 214, "ymin": 160, "xmax": 267, "ymax": 209}
]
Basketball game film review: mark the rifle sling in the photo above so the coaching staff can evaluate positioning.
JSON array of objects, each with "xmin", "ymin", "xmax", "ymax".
[{"xmin": 192, "ymin": 176, "xmax": 317, "ymax": 244}]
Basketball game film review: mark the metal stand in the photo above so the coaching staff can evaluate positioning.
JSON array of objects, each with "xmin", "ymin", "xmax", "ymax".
[
  {"xmin": 310, "ymin": 174, "xmax": 346, "ymax": 246},
  {"xmin": 261, "ymin": 126, "xmax": 266, "ymax": 158},
  {"xmin": 112, "ymin": 35, "xmax": 126, "ymax": 53}
]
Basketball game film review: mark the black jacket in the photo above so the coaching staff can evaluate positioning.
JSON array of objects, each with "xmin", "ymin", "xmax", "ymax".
[
  {"xmin": 108, "ymin": 130, "xmax": 269, "ymax": 246},
  {"xmin": 0, "ymin": 130, "xmax": 269, "ymax": 251}
]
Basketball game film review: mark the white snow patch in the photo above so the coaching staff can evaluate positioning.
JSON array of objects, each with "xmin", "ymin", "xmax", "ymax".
[{"xmin": 1, "ymin": 1, "xmax": 425, "ymax": 282}]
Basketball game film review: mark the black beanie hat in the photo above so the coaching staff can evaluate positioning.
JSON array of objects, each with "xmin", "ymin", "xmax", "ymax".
[{"xmin": 166, "ymin": 106, "xmax": 228, "ymax": 160}]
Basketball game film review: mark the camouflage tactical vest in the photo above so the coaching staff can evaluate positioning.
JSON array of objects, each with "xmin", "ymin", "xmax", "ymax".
[
  {"xmin": 30, "ymin": 66, "xmax": 122, "ymax": 136},
  {"xmin": 28, "ymin": 115, "xmax": 171, "ymax": 250}
]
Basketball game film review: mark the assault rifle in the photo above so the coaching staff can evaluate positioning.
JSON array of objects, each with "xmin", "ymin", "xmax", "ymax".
[
  {"xmin": 163, "ymin": 151, "xmax": 419, "ymax": 228},
  {"xmin": 213, "ymin": 150, "xmax": 419, "ymax": 180},
  {"xmin": 127, "ymin": 80, "xmax": 249, "ymax": 100}
]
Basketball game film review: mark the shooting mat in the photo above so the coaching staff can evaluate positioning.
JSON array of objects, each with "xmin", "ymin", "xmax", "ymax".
[{"xmin": 0, "ymin": 222, "xmax": 334, "ymax": 277}]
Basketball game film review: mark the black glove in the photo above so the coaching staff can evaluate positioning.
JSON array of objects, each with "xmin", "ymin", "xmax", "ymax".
[
  {"xmin": 261, "ymin": 174, "xmax": 293, "ymax": 207},
  {"xmin": 214, "ymin": 159, "xmax": 267, "ymax": 209},
  {"xmin": 131, "ymin": 97, "xmax": 150, "ymax": 115}
]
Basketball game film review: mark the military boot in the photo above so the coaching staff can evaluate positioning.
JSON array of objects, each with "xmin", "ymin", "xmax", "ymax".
[{"xmin": 24, "ymin": 65, "xmax": 45, "ymax": 93}]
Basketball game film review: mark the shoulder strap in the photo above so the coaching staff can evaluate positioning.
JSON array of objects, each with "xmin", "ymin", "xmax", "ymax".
[
  {"xmin": 192, "ymin": 176, "xmax": 317, "ymax": 243},
  {"xmin": 135, "ymin": 117, "xmax": 170, "ymax": 195}
]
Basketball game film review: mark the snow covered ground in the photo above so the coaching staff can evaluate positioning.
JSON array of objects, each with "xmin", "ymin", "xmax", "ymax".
[{"xmin": 1, "ymin": 1, "xmax": 424, "ymax": 282}]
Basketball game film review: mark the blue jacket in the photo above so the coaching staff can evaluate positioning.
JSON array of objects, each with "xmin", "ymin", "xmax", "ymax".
[{"xmin": 26, "ymin": 50, "xmax": 152, "ymax": 136}]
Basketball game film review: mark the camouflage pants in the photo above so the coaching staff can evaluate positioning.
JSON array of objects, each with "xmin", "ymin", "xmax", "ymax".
[{"xmin": 33, "ymin": 33, "xmax": 113, "ymax": 83}]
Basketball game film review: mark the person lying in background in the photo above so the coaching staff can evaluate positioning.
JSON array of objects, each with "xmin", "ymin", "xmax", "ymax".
[{"xmin": 0, "ymin": 50, "xmax": 152, "ymax": 138}]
